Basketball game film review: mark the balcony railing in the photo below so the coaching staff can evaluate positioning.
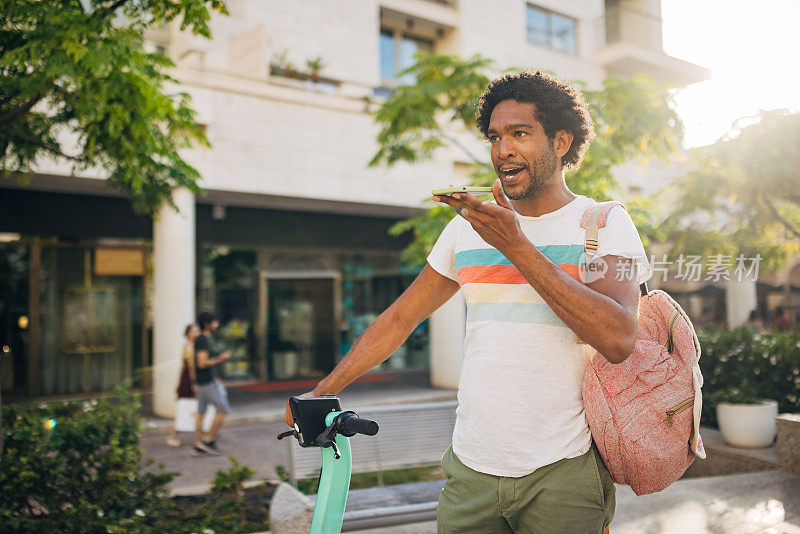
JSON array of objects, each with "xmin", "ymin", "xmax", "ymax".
[{"xmin": 601, "ymin": 6, "xmax": 663, "ymax": 51}]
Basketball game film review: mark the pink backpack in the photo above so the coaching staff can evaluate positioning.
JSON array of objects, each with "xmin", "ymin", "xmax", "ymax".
[{"xmin": 580, "ymin": 202, "xmax": 706, "ymax": 496}]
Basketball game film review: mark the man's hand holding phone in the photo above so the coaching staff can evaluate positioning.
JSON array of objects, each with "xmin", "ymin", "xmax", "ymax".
[{"xmin": 432, "ymin": 179, "xmax": 526, "ymax": 252}]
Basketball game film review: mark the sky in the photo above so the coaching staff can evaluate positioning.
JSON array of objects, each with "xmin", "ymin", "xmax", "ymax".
[{"xmin": 661, "ymin": 0, "xmax": 800, "ymax": 148}]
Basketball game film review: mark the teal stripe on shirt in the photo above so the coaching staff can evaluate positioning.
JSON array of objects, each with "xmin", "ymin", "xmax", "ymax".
[
  {"xmin": 455, "ymin": 245, "xmax": 585, "ymax": 270},
  {"xmin": 466, "ymin": 302, "xmax": 567, "ymax": 327}
]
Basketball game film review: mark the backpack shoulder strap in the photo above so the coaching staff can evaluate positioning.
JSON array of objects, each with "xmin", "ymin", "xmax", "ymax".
[
  {"xmin": 580, "ymin": 201, "xmax": 649, "ymax": 296},
  {"xmin": 580, "ymin": 201, "xmax": 626, "ymax": 256}
]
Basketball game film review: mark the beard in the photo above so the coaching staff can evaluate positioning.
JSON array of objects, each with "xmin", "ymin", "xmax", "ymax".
[{"xmin": 504, "ymin": 144, "xmax": 559, "ymax": 200}]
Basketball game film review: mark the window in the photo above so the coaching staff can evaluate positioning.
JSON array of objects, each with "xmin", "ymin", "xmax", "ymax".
[
  {"xmin": 526, "ymin": 5, "xmax": 578, "ymax": 56},
  {"xmin": 379, "ymin": 28, "xmax": 433, "ymax": 85}
]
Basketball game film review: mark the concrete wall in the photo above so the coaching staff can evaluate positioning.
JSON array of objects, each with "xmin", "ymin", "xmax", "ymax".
[
  {"xmin": 33, "ymin": 0, "xmax": 626, "ymax": 207},
  {"xmin": 170, "ymin": 0, "xmax": 379, "ymax": 87},
  {"xmin": 178, "ymin": 78, "xmax": 452, "ymax": 208},
  {"xmin": 169, "ymin": 0, "xmax": 609, "ymax": 208},
  {"xmin": 457, "ymin": 0, "xmax": 605, "ymax": 86}
]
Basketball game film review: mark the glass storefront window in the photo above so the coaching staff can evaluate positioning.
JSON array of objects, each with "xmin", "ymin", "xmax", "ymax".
[
  {"xmin": 0, "ymin": 243, "xmax": 30, "ymax": 396},
  {"xmin": 4, "ymin": 232, "xmax": 432, "ymax": 398},
  {"xmin": 200, "ymin": 247, "xmax": 257, "ymax": 381},
  {"xmin": 38, "ymin": 245, "xmax": 144, "ymax": 395},
  {"xmin": 338, "ymin": 254, "xmax": 428, "ymax": 370},
  {"xmin": 200, "ymin": 247, "xmax": 430, "ymax": 383}
]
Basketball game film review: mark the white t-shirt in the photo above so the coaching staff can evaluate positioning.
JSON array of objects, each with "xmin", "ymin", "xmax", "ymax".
[{"xmin": 427, "ymin": 195, "xmax": 651, "ymax": 477}]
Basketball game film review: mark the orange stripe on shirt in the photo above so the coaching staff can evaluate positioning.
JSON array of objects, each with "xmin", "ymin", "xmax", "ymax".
[{"xmin": 458, "ymin": 264, "xmax": 584, "ymax": 285}]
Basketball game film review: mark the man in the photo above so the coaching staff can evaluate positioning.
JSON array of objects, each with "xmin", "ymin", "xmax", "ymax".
[
  {"xmin": 285, "ymin": 71, "xmax": 651, "ymax": 532},
  {"xmin": 194, "ymin": 311, "xmax": 231, "ymax": 455}
]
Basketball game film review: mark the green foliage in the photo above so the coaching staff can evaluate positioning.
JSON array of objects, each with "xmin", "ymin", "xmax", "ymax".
[
  {"xmin": 198, "ymin": 457, "xmax": 261, "ymax": 533},
  {"xmin": 1, "ymin": 391, "xmax": 266, "ymax": 533},
  {"xmin": 165, "ymin": 457, "xmax": 266, "ymax": 533},
  {"xmin": 0, "ymin": 0, "xmax": 228, "ymax": 216},
  {"xmin": 571, "ymin": 75, "xmax": 683, "ymax": 202},
  {"xmin": 211, "ymin": 455, "xmax": 255, "ymax": 495},
  {"xmin": 372, "ymin": 54, "xmax": 683, "ymax": 265},
  {"xmin": 388, "ymin": 202, "xmax": 458, "ymax": 267},
  {"xmin": 704, "ymin": 388, "xmax": 762, "ymax": 406},
  {"xmin": 0, "ymin": 390, "xmax": 176, "ymax": 533},
  {"xmin": 305, "ymin": 56, "xmax": 326, "ymax": 77},
  {"xmin": 698, "ymin": 327, "xmax": 800, "ymax": 427},
  {"xmin": 370, "ymin": 53, "xmax": 492, "ymax": 167},
  {"xmin": 664, "ymin": 110, "xmax": 800, "ymax": 269}
]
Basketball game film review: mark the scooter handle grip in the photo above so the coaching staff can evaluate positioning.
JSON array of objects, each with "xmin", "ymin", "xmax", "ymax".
[{"xmin": 339, "ymin": 413, "xmax": 379, "ymax": 436}]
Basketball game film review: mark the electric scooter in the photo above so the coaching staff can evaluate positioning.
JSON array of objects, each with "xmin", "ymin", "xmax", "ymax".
[{"xmin": 278, "ymin": 395, "xmax": 379, "ymax": 534}]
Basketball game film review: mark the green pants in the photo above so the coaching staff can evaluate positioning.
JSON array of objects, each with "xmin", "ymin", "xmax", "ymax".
[{"xmin": 437, "ymin": 444, "xmax": 615, "ymax": 533}]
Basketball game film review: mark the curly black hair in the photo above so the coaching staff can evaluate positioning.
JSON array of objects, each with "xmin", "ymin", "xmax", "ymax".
[
  {"xmin": 197, "ymin": 311, "xmax": 217, "ymax": 330},
  {"xmin": 476, "ymin": 70, "xmax": 595, "ymax": 169}
]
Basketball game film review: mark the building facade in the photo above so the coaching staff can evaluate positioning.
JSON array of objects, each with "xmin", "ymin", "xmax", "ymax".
[{"xmin": 0, "ymin": 0, "xmax": 708, "ymax": 415}]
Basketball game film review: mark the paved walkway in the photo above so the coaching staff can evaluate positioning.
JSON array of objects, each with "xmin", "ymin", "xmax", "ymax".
[
  {"xmin": 141, "ymin": 370, "xmax": 456, "ymax": 494},
  {"xmin": 349, "ymin": 471, "xmax": 800, "ymax": 534},
  {"xmin": 140, "ymin": 373, "xmax": 800, "ymax": 533}
]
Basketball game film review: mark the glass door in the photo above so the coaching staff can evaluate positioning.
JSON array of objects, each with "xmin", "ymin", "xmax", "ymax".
[
  {"xmin": 0, "ymin": 242, "xmax": 29, "ymax": 396},
  {"xmin": 267, "ymin": 278, "xmax": 335, "ymax": 380},
  {"xmin": 37, "ymin": 245, "xmax": 144, "ymax": 395}
]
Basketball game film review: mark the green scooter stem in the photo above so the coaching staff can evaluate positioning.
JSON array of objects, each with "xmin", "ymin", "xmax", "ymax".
[{"xmin": 309, "ymin": 411, "xmax": 352, "ymax": 534}]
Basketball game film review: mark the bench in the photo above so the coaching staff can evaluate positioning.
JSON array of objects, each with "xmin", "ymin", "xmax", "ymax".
[{"xmin": 284, "ymin": 400, "xmax": 458, "ymax": 486}]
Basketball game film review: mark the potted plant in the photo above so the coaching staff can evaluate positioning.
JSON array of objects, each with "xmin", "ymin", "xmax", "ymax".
[
  {"xmin": 305, "ymin": 56, "xmax": 326, "ymax": 83},
  {"xmin": 270, "ymin": 49, "xmax": 301, "ymax": 79},
  {"xmin": 707, "ymin": 387, "xmax": 779, "ymax": 448}
]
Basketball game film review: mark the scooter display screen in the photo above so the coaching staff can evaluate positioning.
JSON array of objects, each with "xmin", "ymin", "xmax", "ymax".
[{"xmin": 288, "ymin": 396, "xmax": 342, "ymax": 447}]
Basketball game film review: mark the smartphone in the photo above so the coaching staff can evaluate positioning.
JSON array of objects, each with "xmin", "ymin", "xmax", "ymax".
[
  {"xmin": 288, "ymin": 395, "xmax": 342, "ymax": 447},
  {"xmin": 431, "ymin": 186, "xmax": 494, "ymax": 196}
]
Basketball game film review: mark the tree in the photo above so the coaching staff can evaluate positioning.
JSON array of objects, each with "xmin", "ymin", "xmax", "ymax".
[
  {"xmin": 0, "ymin": 0, "xmax": 227, "ymax": 455},
  {"xmin": 370, "ymin": 53, "xmax": 683, "ymax": 265},
  {"xmin": 0, "ymin": 0, "xmax": 228, "ymax": 216},
  {"xmin": 664, "ymin": 109, "xmax": 800, "ymax": 271}
]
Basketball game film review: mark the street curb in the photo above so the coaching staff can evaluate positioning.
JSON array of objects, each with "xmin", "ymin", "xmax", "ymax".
[
  {"xmin": 142, "ymin": 390, "xmax": 458, "ymax": 436},
  {"xmin": 170, "ymin": 477, "xmax": 281, "ymax": 497}
]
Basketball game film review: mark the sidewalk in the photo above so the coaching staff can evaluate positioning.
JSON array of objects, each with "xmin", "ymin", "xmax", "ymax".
[
  {"xmin": 141, "ymin": 370, "xmax": 456, "ymax": 494},
  {"xmin": 346, "ymin": 470, "xmax": 800, "ymax": 533},
  {"xmin": 140, "ymin": 371, "xmax": 800, "ymax": 533},
  {"xmin": 143, "ymin": 369, "xmax": 454, "ymax": 433}
]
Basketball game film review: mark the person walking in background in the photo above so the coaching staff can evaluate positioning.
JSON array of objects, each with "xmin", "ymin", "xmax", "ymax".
[
  {"xmin": 167, "ymin": 323, "xmax": 200, "ymax": 447},
  {"xmin": 193, "ymin": 311, "xmax": 231, "ymax": 455}
]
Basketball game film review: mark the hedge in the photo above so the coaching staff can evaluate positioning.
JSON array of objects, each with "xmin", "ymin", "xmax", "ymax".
[
  {"xmin": 0, "ymin": 390, "xmax": 263, "ymax": 533},
  {"xmin": 698, "ymin": 327, "xmax": 800, "ymax": 427}
]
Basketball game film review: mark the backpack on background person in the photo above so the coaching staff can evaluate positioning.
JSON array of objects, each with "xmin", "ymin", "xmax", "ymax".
[{"xmin": 580, "ymin": 202, "xmax": 706, "ymax": 496}]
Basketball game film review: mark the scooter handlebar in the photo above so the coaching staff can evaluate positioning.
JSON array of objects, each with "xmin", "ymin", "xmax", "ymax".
[{"xmin": 338, "ymin": 412, "xmax": 379, "ymax": 436}]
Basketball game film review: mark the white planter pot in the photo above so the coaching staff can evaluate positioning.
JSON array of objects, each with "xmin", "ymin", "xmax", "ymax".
[{"xmin": 716, "ymin": 400, "xmax": 778, "ymax": 449}]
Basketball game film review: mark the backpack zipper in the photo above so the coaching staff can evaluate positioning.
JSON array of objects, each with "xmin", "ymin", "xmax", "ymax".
[{"xmin": 666, "ymin": 397, "xmax": 694, "ymax": 426}]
